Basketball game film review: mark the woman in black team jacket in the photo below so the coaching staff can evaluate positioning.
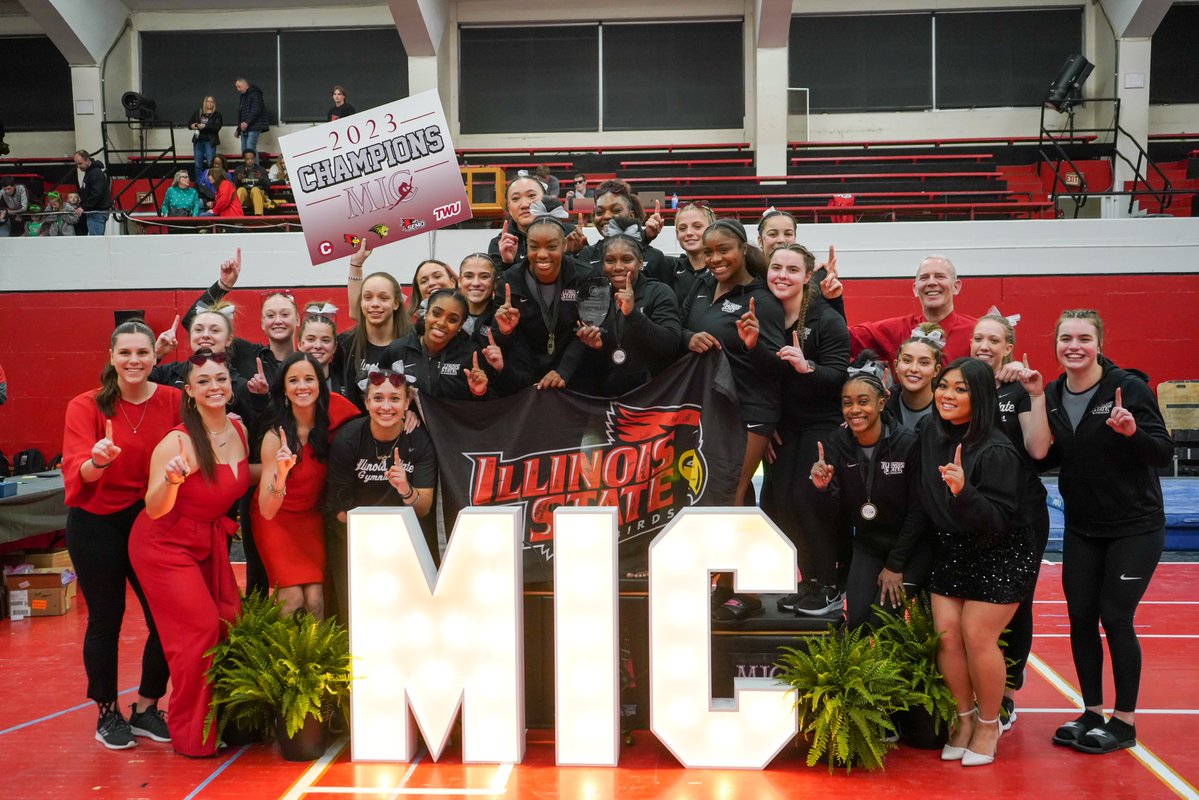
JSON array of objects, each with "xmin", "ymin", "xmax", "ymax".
[
  {"xmin": 1043, "ymin": 310, "xmax": 1172, "ymax": 755},
  {"xmin": 759, "ymin": 243, "xmax": 851, "ymax": 617},
  {"xmin": 809, "ymin": 355, "xmax": 930, "ymax": 629},
  {"xmin": 682, "ymin": 218, "xmax": 784, "ymax": 622},
  {"xmin": 575, "ymin": 233, "xmax": 682, "ymax": 396},
  {"xmin": 920, "ymin": 357, "xmax": 1037, "ymax": 768},
  {"xmin": 493, "ymin": 215, "xmax": 599, "ymax": 390}
]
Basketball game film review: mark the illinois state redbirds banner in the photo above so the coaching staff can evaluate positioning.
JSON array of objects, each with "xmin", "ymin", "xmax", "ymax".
[{"xmin": 420, "ymin": 352, "xmax": 746, "ymax": 584}]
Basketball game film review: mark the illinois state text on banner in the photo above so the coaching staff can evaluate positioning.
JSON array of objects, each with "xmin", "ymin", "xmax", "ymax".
[
  {"xmin": 277, "ymin": 90, "xmax": 472, "ymax": 266},
  {"xmin": 421, "ymin": 353, "xmax": 746, "ymax": 584}
]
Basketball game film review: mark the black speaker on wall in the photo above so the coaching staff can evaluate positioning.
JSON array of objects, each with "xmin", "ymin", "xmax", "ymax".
[{"xmin": 1045, "ymin": 54, "xmax": 1094, "ymax": 112}]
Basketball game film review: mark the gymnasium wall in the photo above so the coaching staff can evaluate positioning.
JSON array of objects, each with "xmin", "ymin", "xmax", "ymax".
[{"xmin": 1, "ymin": 217, "xmax": 1197, "ymax": 461}]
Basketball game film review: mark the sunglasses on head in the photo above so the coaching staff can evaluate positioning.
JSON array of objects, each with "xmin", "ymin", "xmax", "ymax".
[
  {"xmin": 189, "ymin": 351, "xmax": 228, "ymax": 366},
  {"xmin": 368, "ymin": 372, "xmax": 406, "ymax": 387}
]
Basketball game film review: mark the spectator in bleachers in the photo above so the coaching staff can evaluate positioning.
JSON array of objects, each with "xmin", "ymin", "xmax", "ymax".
[
  {"xmin": 268, "ymin": 153, "xmax": 288, "ymax": 184},
  {"xmin": 197, "ymin": 153, "xmax": 229, "ymax": 204},
  {"xmin": 159, "ymin": 171, "xmax": 202, "ymax": 218},
  {"xmin": 68, "ymin": 192, "xmax": 87, "ymax": 236},
  {"xmin": 187, "ymin": 95, "xmax": 223, "ymax": 180},
  {"xmin": 326, "ymin": 85, "xmax": 355, "ymax": 121},
  {"xmin": 74, "ymin": 150, "xmax": 112, "ymax": 236},
  {"xmin": 39, "ymin": 191, "xmax": 81, "ymax": 236},
  {"xmin": 566, "ymin": 173, "xmax": 595, "ymax": 201},
  {"xmin": 849, "ymin": 256, "xmax": 977, "ymax": 362},
  {"xmin": 233, "ymin": 150, "xmax": 272, "ymax": 215},
  {"xmin": 207, "ymin": 168, "xmax": 244, "ymax": 218},
  {"xmin": 535, "ymin": 165, "xmax": 560, "ymax": 198},
  {"xmin": 235, "ymin": 77, "xmax": 269, "ymax": 156},
  {"xmin": 0, "ymin": 359, "xmax": 6, "ymax": 404},
  {"xmin": 0, "ymin": 176, "xmax": 29, "ymax": 237}
]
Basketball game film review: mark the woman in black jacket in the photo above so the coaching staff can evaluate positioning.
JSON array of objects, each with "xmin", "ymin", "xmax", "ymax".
[
  {"xmin": 380, "ymin": 290, "xmax": 497, "ymax": 401},
  {"xmin": 187, "ymin": 95, "xmax": 222, "ymax": 179},
  {"xmin": 1043, "ymin": 310, "xmax": 1172, "ymax": 755},
  {"xmin": 920, "ymin": 357, "xmax": 1038, "ymax": 768},
  {"xmin": 759, "ymin": 243, "xmax": 851, "ymax": 616},
  {"xmin": 809, "ymin": 355, "xmax": 930, "ymax": 628}
]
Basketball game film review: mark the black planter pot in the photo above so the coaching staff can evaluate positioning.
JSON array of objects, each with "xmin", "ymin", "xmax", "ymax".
[
  {"xmin": 276, "ymin": 714, "xmax": 328, "ymax": 761},
  {"xmin": 222, "ymin": 716, "xmax": 267, "ymax": 746},
  {"xmin": 897, "ymin": 707, "xmax": 948, "ymax": 750}
]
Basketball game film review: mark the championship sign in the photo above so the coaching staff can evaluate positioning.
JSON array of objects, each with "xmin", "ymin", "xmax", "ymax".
[{"xmin": 278, "ymin": 90, "xmax": 472, "ymax": 266}]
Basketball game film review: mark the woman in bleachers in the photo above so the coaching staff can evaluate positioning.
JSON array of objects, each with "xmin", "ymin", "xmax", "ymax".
[
  {"xmin": 969, "ymin": 314, "xmax": 1051, "ymax": 731},
  {"xmin": 682, "ymin": 218, "xmax": 784, "ymax": 621},
  {"xmin": 576, "ymin": 179, "xmax": 673, "ymax": 285},
  {"xmin": 63, "ymin": 319, "xmax": 178, "ymax": 750},
  {"xmin": 187, "ymin": 95, "xmax": 222, "ymax": 180},
  {"xmin": 759, "ymin": 243, "xmax": 852, "ymax": 617},
  {"xmin": 197, "ymin": 154, "xmax": 229, "ymax": 204},
  {"xmin": 575, "ymin": 233, "xmax": 682, "ymax": 396},
  {"xmin": 886, "ymin": 324, "xmax": 945, "ymax": 432},
  {"xmin": 207, "ymin": 168, "xmax": 243, "ymax": 219},
  {"xmin": 160, "ymin": 171, "xmax": 202, "ymax": 218},
  {"xmin": 341, "ymin": 240, "xmax": 410, "ymax": 409},
  {"xmin": 1043, "ymin": 310, "xmax": 1172, "ymax": 755},
  {"xmin": 251, "ymin": 351, "xmax": 359, "ymax": 619},
  {"xmin": 671, "ymin": 202, "xmax": 715, "ymax": 304}
]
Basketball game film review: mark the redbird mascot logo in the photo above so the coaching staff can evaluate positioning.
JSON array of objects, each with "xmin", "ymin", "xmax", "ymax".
[{"xmin": 465, "ymin": 403, "xmax": 708, "ymax": 553}]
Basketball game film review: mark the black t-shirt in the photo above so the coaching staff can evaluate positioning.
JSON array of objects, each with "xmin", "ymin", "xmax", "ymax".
[
  {"xmin": 324, "ymin": 417, "xmax": 438, "ymax": 518},
  {"xmin": 336, "ymin": 332, "xmax": 394, "ymax": 411},
  {"xmin": 327, "ymin": 103, "xmax": 357, "ymax": 121}
]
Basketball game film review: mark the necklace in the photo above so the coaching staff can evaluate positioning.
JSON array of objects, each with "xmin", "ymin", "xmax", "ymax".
[
  {"xmin": 206, "ymin": 419, "xmax": 232, "ymax": 447},
  {"xmin": 118, "ymin": 397, "xmax": 150, "ymax": 434},
  {"xmin": 373, "ymin": 431, "xmax": 403, "ymax": 464}
]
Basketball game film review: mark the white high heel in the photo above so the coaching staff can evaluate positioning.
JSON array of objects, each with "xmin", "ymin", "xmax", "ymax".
[
  {"xmin": 962, "ymin": 716, "xmax": 1001, "ymax": 767},
  {"xmin": 941, "ymin": 708, "xmax": 977, "ymax": 761}
]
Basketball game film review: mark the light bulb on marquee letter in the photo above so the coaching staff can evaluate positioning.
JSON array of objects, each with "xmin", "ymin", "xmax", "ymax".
[
  {"xmin": 553, "ymin": 507, "xmax": 620, "ymax": 766},
  {"xmin": 349, "ymin": 506, "xmax": 525, "ymax": 764},
  {"xmin": 647, "ymin": 508, "xmax": 798, "ymax": 770}
]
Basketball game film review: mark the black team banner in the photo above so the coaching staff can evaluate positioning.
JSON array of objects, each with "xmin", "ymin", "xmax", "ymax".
[{"xmin": 420, "ymin": 352, "xmax": 746, "ymax": 584}]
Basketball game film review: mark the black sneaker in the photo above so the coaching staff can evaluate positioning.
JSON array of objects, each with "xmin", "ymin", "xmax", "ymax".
[
  {"xmin": 1000, "ymin": 696, "xmax": 1017, "ymax": 732},
  {"xmin": 96, "ymin": 709, "xmax": 137, "ymax": 750},
  {"xmin": 794, "ymin": 583, "xmax": 844, "ymax": 616},
  {"xmin": 129, "ymin": 703, "xmax": 171, "ymax": 742},
  {"xmin": 776, "ymin": 581, "xmax": 814, "ymax": 613}
]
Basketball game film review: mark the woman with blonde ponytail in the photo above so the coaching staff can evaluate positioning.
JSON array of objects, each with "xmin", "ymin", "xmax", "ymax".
[{"xmin": 63, "ymin": 319, "xmax": 181, "ymax": 750}]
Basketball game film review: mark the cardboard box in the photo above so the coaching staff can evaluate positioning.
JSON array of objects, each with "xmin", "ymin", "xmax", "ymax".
[
  {"xmin": 0, "ymin": 549, "xmax": 73, "ymax": 570},
  {"xmin": 6, "ymin": 569, "xmax": 76, "ymax": 619}
]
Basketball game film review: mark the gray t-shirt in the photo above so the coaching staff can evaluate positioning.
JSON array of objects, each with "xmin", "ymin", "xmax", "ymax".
[
  {"xmin": 900, "ymin": 399, "xmax": 933, "ymax": 431},
  {"xmin": 1063, "ymin": 383, "xmax": 1100, "ymax": 431}
]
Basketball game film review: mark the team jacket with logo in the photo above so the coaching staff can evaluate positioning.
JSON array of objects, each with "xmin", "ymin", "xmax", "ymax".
[
  {"xmin": 380, "ymin": 331, "xmax": 489, "ymax": 401},
  {"xmin": 681, "ymin": 272, "xmax": 785, "ymax": 426},
  {"xmin": 813, "ymin": 423, "xmax": 929, "ymax": 573},
  {"xmin": 586, "ymin": 273, "xmax": 683, "ymax": 396},
  {"xmin": 1041, "ymin": 357, "xmax": 1172, "ymax": 538}
]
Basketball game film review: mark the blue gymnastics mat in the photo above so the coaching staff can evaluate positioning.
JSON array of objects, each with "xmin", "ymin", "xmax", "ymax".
[{"xmin": 1044, "ymin": 477, "xmax": 1199, "ymax": 552}]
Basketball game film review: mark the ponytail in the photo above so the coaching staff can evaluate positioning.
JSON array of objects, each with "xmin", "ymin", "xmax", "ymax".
[{"xmin": 97, "ymin": 320, "xmax": 154, "ymax": 416}]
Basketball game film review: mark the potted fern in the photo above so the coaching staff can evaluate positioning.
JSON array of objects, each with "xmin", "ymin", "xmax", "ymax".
[
  {"xmin": 205, "ymin": 592, "xmax": 353, "ymax": 761},
  {"xmin": 774, "ymin": 626, "xmax": 909, "ymax": 773},
  {"xmin": 871, "ymin": 597, "xmax": 958, "ymax": 750}
]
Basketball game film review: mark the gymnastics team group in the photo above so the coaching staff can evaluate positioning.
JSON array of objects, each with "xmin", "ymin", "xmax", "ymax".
[{"xmin": 60, "ymin": 175, "xmax": 1172, "ymax": 766}]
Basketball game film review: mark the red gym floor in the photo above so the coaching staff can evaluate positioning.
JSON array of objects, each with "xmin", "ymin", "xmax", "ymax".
[{"xmin": 3, "ymin": 562, "xmax": 1198, "ymax": 799}]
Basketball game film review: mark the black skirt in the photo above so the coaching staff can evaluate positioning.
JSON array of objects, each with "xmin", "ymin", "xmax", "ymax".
[{"xmin": 928, "ymin": 526, "xmax": 1038, "ymax": 604}]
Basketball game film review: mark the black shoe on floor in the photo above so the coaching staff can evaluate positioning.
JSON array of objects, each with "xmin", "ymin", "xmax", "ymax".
[
  {"xmin": 129, "ymin": 702, "xmax": 171, "ymax": 742},
  {"xmin": 1000, "ymin": 696, "xmax": 1017, "ymax": 732},
  {"xmin": 776, "ymin": 581, "xmax": 814, "ymax": 613},
  {"xmin": 1052, "ymin": 710, "xmax": 1105, "ymax": 747},
  {"xmin": 96, "ymin": 709, "xmax": 137, "ymax": 750},
  {"xmin": 1072, "ymin": 718, "xmax": 1137, "ymax": 754},
  {"xmin": 794, "ymin": 583, "xmax": 844, "ymax": 616}
]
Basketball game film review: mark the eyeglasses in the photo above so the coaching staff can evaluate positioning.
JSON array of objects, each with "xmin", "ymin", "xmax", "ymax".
[
  {"xmin": 189, "ymin": 351, "xmax": 228, "ymax": 366},
  {"xmin": 368, "ymin": 372, "xmax": 406, "ymax": 387},
  {"xmin": 575, "ymin": 179, "xmax": 586, "ymax": 184}
]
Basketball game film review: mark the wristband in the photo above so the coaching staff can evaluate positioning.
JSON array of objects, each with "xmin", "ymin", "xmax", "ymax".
[
  {"xmin": 217, "ymin": 279, "xmax": 231, "ymax": 291},
  {"xmin": 267, "ymin": 481, "xmax": 286, "ymax": 497},
  {"xmin": 90, "ymin": 458, "xmax": 111, "ymax": 470},
  {"xmin": 400, "ymin": 486, "xmax": 416, "ymax": 503},
  {"xmin": 348, "ymin": 273, "xmax": 363, "ymax": 281}
]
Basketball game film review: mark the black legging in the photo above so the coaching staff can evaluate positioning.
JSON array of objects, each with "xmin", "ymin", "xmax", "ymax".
[
  {"xmin": 1004, "ymin": 504, "xmax": 1051, "ymax": 690},
  {"xmin": 844, "ymin": 538, "xmax": 933, "ymax": 629},
  {"xmin": 1062, "ymin": 527, "xmax": 1165, "ymax": 712},
  {"xmin": 65, "ymin": 504, "xmax": 169, "ymax": 705}
]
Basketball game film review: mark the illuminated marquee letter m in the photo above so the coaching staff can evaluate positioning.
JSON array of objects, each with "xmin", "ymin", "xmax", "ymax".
[{"xmin": 348, "ymin": 507, "xmax": 526, "ymax": 763}]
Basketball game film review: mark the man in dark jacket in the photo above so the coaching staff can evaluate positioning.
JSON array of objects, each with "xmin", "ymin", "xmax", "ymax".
[
  {"xmin": 73, "ymin": 150, "xmax": 112, "ymax": 236},
  {"xmin": 235, "ymin": 77, "xmax": 269, "ymax": 155}
]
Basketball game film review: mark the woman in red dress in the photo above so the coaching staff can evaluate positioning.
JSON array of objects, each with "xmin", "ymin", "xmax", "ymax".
[
  {"xmin": 129, "ymin": 349, "xmax": 249, "ymax": 758},
  {"xmin": 251, "ymin": 352, "xmax": 359, "ymax": 618}
]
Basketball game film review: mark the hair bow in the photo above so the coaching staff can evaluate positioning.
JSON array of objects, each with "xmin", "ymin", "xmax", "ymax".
[
  {"xmin": 305, "ymin": 302, "xmax": 338, "ymax": 321},
  {"xmin": 847, "ymin": 362, "xmax": 886, "ymax": 382},
  {"xmin": 530, "ymin": 199, "xmax": 569, "ymax": 220},
  {"xmin": 195, "ymin": 303, "xmax": 236, "ymax": 320},
  {"xmin": 985, "ymin": 305, "xmax": 1021, "ymax": 327},
  {"xmin": 604, "ymin": 219, "xmax": 642, "ymax": 239},
  {"xmin": 908, "ymin": 326, "xmax": 945, "ymax": 345}
]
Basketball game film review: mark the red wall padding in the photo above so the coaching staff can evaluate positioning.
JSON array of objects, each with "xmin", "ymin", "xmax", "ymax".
[{"xmin": 1, "ymin": 276, "xmax": 1197, "ymax": 461}]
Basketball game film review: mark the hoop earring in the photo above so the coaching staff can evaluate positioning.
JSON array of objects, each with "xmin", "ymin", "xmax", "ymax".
[{"xmin": 186, "ymin": 394, "xmax": 196, "ymax": 408}]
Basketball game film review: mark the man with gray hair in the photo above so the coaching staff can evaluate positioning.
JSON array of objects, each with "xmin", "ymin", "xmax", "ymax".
[{"xmin": 849, "ymin": 255, "xmax": 978, "ymax": 362}]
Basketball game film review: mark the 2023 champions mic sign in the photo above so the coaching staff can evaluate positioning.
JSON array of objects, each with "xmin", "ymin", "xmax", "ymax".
[{"xmin": 278, "ymin": 90, "xmax": 472, "ymax": 266}]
